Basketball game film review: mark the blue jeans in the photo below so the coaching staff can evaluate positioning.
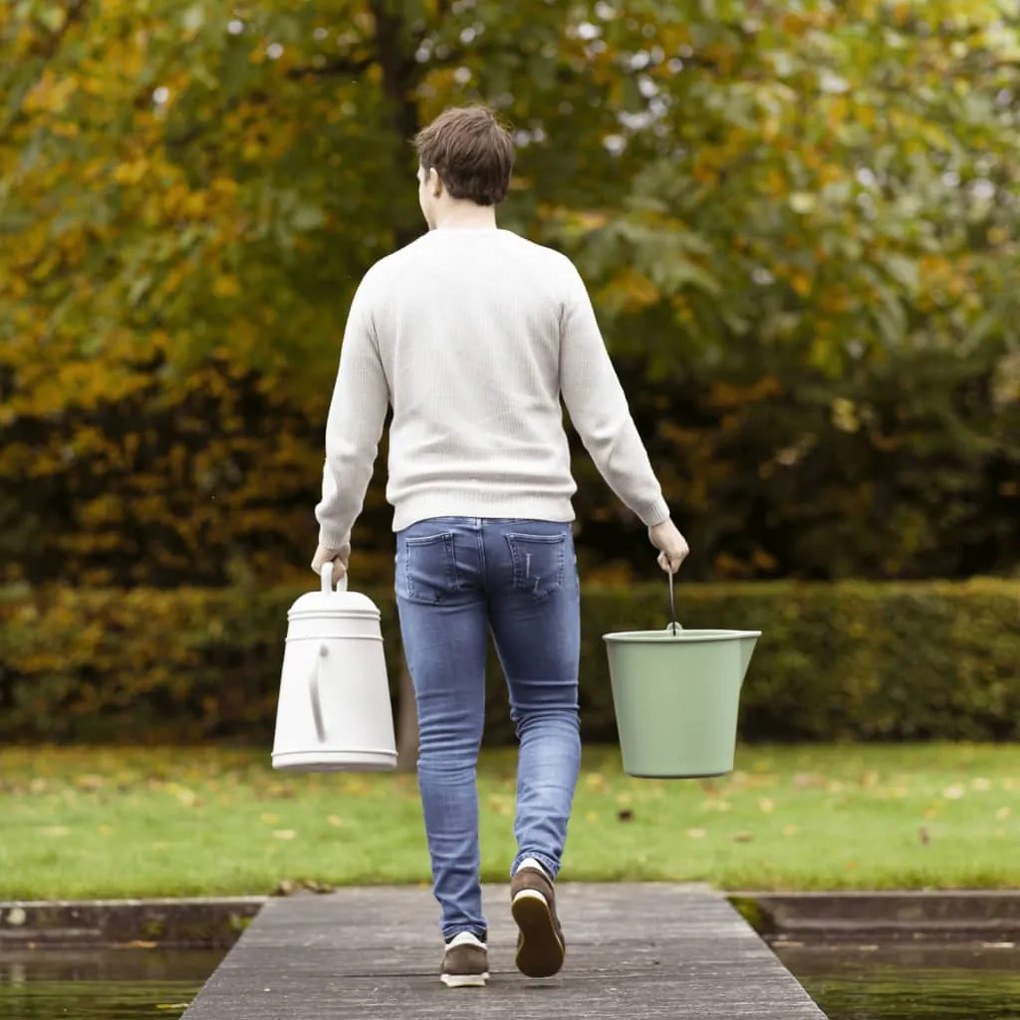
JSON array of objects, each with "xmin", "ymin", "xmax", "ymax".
[{"xmin": 395, "ymin": 517, "xmax": 582, "ymax": 943}]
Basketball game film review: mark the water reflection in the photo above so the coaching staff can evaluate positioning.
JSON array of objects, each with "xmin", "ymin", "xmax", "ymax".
[
  {"xmin": 3, "ymin": 942, "xmax": 1018, "ymax": 1018},
  {"xmin": 0, "ymin": 948, "xmax": 223, "ymax": 1019},
  {"xmin": 774, "ymin": 941, "xmax": 1020, "ymax": 1020}
]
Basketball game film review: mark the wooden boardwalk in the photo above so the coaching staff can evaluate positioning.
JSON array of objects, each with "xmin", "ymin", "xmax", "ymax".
[{"xmin": 183, "ymin": 883, "xmax": 827, "ymax": 1019}]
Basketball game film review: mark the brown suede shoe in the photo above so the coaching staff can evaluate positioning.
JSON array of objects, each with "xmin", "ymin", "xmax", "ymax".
[
  {"xmin": 440, "ymin": 932, "xmax": 489, "ymax": 988},
  {"xmin": 510, "ymin": 864, "xmax": 565, "ymax": 978}
]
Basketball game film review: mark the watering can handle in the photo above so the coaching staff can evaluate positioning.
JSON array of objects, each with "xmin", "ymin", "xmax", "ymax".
[
  {"xmin": 320, "ymin": 560, "xmax": 349, "ymax": 593},
  {"xmin": 310, "ymin": 563, "xmax": 346, "ymax": 744},
  {"xmin": 668, "ymin": 569, "xmax": 679, "ymax": 636},
  {"xmin": 310, "ymin": 644, "xmax": 328, "ymax": 744}
]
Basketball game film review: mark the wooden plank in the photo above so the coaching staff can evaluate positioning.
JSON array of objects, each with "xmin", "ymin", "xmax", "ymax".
[{"xmin": 183, "ymin": 883, "xmax": 827, "ymax": 1019}]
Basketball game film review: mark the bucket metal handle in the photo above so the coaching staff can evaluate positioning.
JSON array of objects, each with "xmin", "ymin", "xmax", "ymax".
[
  {"xmin": 668, "ymin": 569, "xmax": 681, "ymax": 636},
  {"xmin": 310, "ymin": 644, "xmax": 328, "ymax": 743}
]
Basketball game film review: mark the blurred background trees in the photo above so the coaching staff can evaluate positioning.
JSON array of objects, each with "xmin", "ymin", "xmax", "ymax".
[{"xmin": 2, "ymin": 0, "xmax": 1018, "ymax": 588}]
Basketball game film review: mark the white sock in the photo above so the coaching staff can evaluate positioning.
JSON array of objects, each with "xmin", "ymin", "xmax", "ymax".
[
  {"xmin": 446, "ymin": 931, "xmax": 486, "ymax": 949},
  {"xmin": 515, "ymin": 856, "xmax": 550, "ymax": 879}
]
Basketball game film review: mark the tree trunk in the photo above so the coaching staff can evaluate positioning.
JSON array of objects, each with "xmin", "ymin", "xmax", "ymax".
[
  {"xmin": 370, "ymin": 0, "xmax": 426, "ymax": 249},
  {"xmin": 372, "ymin": 0, "xmax": 426, "ymax": 771}
]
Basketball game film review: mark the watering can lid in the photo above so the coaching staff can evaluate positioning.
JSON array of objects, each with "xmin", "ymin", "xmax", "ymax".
[
  {"xmin": 288, "ymin": 589, "xmax": 380, "ymax": 619},
  {"xmin": 288, "ymin": 563, "xmax": 380, "ymax": 619}
]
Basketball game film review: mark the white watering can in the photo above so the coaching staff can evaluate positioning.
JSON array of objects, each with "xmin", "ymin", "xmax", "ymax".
[{"xmin": 271, "ymin": 562, "xmax": 397, "ymax": 772}]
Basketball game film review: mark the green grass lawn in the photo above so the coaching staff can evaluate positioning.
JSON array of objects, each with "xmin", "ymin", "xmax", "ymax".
[{"xmin": 0, "ymin": 743, "xmax": 1017, "ymax": 899}]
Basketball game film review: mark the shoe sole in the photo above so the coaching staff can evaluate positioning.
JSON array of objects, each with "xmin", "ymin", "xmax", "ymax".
[
  {"xmin": 512, "ymin": 889, "xmax": 565, "ymax": 978},
  {"xmin": 440, "ymin": 972, "xmax": 488, "ymax": 988}
]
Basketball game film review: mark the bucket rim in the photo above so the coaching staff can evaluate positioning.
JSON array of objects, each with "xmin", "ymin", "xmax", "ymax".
[{"xmin": 603, "ymin": 628, "xmax": 761, "ymax": 643}]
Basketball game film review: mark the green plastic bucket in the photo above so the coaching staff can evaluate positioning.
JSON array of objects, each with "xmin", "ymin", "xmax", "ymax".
[{"xmin": 604, "ymin": 576, "xmax": 761, "ymax": 778}]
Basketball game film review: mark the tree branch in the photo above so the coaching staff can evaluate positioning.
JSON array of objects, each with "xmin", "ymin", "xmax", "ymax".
[
  {"xmin": 286, "ymin": 54, "xmax": 376, "ymax": 81},
  {"xmin": 29, "ymin": 0, "xmax": 90, "ymax": 59}
]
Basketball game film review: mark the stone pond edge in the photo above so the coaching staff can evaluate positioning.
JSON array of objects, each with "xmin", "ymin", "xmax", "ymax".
[{"xmin": 1, "ymin": 889, "xmax": 1018, "ymax": 948}]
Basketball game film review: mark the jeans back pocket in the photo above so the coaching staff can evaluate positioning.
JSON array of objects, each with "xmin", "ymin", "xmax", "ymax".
[
  {"xmin": 401, "ymin": 532, "xmax": 459, "ymax": 604},
  {"xmin": 506, "ymin": 532, "xmax": 566, "ymax": 602}
]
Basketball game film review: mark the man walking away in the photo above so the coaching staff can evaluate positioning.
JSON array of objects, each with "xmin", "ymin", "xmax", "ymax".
[{"xmin": 311, "ymin": 106, "xmax": 690, "ymax": 987}]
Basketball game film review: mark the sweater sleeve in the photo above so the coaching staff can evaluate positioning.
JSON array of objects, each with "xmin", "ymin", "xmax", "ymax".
[
  {"xmin": 558, "ymin": 261, "xmax": 671, "ymax": 527},
  {"xmin": 314, "ymin": 278, "xmax": 391, "ymax": 551}
]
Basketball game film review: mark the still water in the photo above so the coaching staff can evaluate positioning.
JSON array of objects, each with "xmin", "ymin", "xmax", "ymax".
[
  {"xmin": 774, "ymin": 942, "xmax": 1020, "ymax": 1019},
  {"xmin": 0, "ymin": 947, "xmax": 224, "ymax": 1019},
  {"xmin": 1, "ymin": 943, "xmax": 1018, "ymax": 1018}
]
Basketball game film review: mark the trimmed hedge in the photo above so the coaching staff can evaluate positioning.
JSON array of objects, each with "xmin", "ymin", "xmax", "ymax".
[{"xmin": 0, "ymin": 581, "xmax": 1016, "ymax": 744}]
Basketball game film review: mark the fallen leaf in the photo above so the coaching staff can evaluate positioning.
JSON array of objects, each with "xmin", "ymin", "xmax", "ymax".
[
  {"xmin": 733, "ymin": 831, "xmax": 755, "ymax": 843},
  {"xmin": 487, "ymin": 796, "xmax": 511, "ymax": 817},
  {"xmin": 164, "ymin": 783, "xmax": 199, "ymax": 807},
  {"xmin": 702, "ymin": 800, "xmax": 732, "ymax": 812},
  {"xmin": 995, "ymin": 806, "xmax": 1011, "ymax": 820},
  {"xmin": 971, "ymin": 777, "xmax": 992, "ymax": 792},
  {"xmin": 793, "ymin": 772, "xmax": 823, "ymax": 789},
  {"xmin": 272, "ymin": 878, "xmax": 334, "ymax": 896},
  {"xmin": 272, "ymin": 829, "xmax": 296, "ymax": 840},
  {"xmin": 758, "ymin": 798, "xmax": 775, "ymax": 813},
  {"xmin": 616, "ymin": 809, "xmax": 634, "ymax": 822},
  {"xmin": 943, "ymin": 784, "xmax": 965, "ymax": 800},
  {"xmin": 327, "ymin": 814, "xmax": 344, "ymax": 827},
  {"xmin": 686, "ymin": 828, "xmax": 707, "ymax": 839}
]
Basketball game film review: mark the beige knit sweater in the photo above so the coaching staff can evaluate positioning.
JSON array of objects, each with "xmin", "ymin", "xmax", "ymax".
[{"xmin": 315, "ymin": 228, "xmax": 669, "ymax": 550}]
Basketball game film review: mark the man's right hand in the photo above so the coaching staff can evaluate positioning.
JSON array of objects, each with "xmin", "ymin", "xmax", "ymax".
[{"xmin": 649, "ymin": 518, "xmax": 690, "ymax": 574}]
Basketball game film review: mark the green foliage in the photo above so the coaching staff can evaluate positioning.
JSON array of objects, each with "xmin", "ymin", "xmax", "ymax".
[
  {"xmin": 1, "ymin": 580, "xmax": 1015, "ymax": 743},
  {"xmin": 1, "ymin": 1, "xmax": 1018, "ymax": 586},
  {"xmin": 559, "ymin": 3, "xmax": 1020, "ymax": 372},
  {"xmin": 607, "ymin": 345, "xmax": 1020, "ymax": 580},
  {"xmin": 578, "ymin": 579, "xmax": 1019, "ymax": 742},
  {"xmin": 0, "ymin": 358, "xmax": 326, "ymax": 587}
]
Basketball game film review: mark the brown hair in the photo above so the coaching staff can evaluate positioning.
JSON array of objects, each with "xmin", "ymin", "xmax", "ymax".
[{"xmin": 413, "ymin": 106, "xmax": 515, "ymax": 206}]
